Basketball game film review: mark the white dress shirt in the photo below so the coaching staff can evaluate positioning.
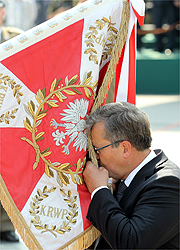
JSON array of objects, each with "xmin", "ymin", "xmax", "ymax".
[{"xmin": 91, "ymin": 150, "xmax": 156, "ymax": 199}]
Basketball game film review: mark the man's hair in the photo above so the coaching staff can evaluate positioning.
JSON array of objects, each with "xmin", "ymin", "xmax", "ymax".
[{"xmin": 86, "ymin": 102, "xmax": 152, "ymax": 151}]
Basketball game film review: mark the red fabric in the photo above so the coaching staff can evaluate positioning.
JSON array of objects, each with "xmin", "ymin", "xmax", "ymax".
[
  {"xmin": 77, "ymin": 184, "xmax": 91, "ymax": 230},
  {"xmin": 1, "ymin": 128, "xmax": 44, "ymax": 211},
  {"xmin": 127, "ymin": 24, "xmax": 136, "ymax": 104},
  {"xmin": 1, "ymin": 20, "xmax": 83, "ymax": 93},
  {"xmin": 96, "ymin": 62, "xmax": 109, "ymax": 94},
  {"xmin": 131, "ymin": 4, "xmax": 145, "ymax": 26},
  {"xmin": 0, "ymin": 19, "xmax": 93, "ymax": 231},
  {"xmin": 114, "ymin": 45, "xmax": 126, "ymax": 102}
]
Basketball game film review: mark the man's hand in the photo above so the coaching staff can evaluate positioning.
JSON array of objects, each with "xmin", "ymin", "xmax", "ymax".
[{"xmin": 83, "ymin": 161, "xmax": 109, "ymax": 194}]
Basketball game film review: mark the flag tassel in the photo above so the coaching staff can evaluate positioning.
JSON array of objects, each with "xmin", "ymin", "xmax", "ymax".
[{"xmin": 88, "ymin": 0, "xmax": 130, "ymax": 168}]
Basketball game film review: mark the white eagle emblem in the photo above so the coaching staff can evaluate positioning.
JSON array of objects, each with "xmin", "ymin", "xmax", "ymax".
[{"xmin": 51, "ymin": 99, "xmax": 89, "ymax": 155}]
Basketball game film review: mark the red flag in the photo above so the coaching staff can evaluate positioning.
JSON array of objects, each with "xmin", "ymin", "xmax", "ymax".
[{"xmin": 0, "ymin": 0, "xmax": 142, "ymax": 249}]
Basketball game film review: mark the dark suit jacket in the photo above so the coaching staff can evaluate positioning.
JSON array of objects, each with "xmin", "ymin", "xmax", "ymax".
[{"xmin": 87, "ymin": 150, "xmax": 180, "ymax": 249}]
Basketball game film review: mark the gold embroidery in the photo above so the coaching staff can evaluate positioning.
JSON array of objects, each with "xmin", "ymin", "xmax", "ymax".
[
  {"xmin": 2, "ymin": 42, "xmax": 13, "ymax": 51},
  {"xmin": 77, "ymin": 6, "xmax": 87, "ymax": 13},
  {"xmin": 47, "ymin": 20, "xmax": 58, "ymax": 28},
  {"xmin": 0, "ymin": 73, "xmax": 23, "ymax": 121},
  {"xmin": 18, "ymin": 35, "xmax": 28, "ymax": 43},
  {"xmin": 84, "ymin": 16, "xmax": 118, "ymax": 64},
  {"xmin": 62, "ymin": 13, "xmax": 72, "ymax": 21},
  {"xmin": 0, "ymin": 73, "xmax": 23, "ymax": 104},
  {"xmin": 21, "ymin": 72, "xmax": 97, "ymax": 186},
  {"xmin": 33, "ymin": 28, "xmax": 43, "ymax": 36},
  {"xmin": 30, "ymin": 186, "xmax": 78, "ymax": 237},
  {"xmin": 0, "ymin": 108, "xmax": 18, "ymax": 124}
]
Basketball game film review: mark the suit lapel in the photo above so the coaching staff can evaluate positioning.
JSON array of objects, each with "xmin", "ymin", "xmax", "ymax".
[{"xmin": 121, "ymin": 150, "xmax": 168, "ymax": 205}]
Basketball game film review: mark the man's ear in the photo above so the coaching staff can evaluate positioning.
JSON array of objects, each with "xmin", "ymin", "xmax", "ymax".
[{"xmin": 121, "ymin": 141, "xmax": 131, "ymax": 159}]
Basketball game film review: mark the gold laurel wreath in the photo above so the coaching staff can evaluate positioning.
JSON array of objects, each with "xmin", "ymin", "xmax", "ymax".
[
  {"xmin": 0, "ymin": 73, "xmax": 23, "ymax": 124},
  {"xmin": 84, "ymin": 16, "xmax": 118, "ymax": 64},
  {"xmin": 21, "ymin": 72, "xmax": 97, "ymax": 186},
  {"xmin": 30, "ymin": 186, "xmax": 78, "ymax": 237}
]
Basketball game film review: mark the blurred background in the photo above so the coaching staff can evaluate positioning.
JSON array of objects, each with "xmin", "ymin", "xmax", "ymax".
[{"xmin": 0, "ymin": 0, "xmax": 179, "ymax": 248}]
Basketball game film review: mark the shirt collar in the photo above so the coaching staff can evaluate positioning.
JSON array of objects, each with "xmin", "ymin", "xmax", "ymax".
[{"xmin": 125, "ymin": 150, "xmax": 156, "ymax": 187}]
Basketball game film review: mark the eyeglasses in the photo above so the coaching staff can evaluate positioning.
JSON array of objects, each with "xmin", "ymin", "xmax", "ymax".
[{"xmin": 94, "ymin": 140, "xmax": 124, "ymax": 154}]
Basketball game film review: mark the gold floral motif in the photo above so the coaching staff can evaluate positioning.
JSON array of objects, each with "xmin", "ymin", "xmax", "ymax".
[
  {"xmin": 0, "ymin": 108, "xmax": 18, "ymax": 124},
  {"xmin": 0, "ymin": 73, "xmax": 23, "ymax": 105},
  {"xmin": 84, "ymin": 16, "xmax": 118, "ymax": 64},
  {"xmin": 21, "ymin": 72, "xmax": 97, "ymax": 186},
  {"xmin": 0, "ymin": 73, "xmax": 23, "ymax": 124},
  {"xmin": 30, "ymin": 186, "xmax": 78, "ymax": 237}
]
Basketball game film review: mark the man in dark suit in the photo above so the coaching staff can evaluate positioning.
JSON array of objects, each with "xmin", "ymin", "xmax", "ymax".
[
  {"xmin": 83, "ymin": 102, "xmax": 179, "ymax": 249},
  {"xmin": 151, "ymin": 0, "xmax": 177, "ymax": 52}
]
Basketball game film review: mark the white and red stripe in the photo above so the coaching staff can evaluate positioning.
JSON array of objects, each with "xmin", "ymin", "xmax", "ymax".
[{"xmin": 115, "ymin": 0, "xmax": 145, "ymax": 104}]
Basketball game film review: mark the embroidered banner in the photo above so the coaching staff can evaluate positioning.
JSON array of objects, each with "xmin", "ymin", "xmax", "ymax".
[{"xmin": 0, "ymin": 0, "xmax": 144, "ymax": 249}]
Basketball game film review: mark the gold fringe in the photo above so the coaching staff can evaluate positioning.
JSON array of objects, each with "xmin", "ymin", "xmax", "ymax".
[
  {"xmin": 0, "ymin": 1, "xmax": 130, "ymax": 249},
  {"xmin": 0, "ymin": 175, "xmax": 100, "ymax": 250},
  {"xmin": 87, "ymin": 0, "xmax": 130, "ymax": 167},
  {"xmin": 58, "ymin": 226, "xmax": 101, "ymax": 250},
  {"xmin": 0, "ymin": 175, "xmax": 42, "ymax": 250}
]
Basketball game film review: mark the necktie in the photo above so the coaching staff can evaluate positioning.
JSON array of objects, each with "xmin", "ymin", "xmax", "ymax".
[
  {"xmin": 92, "ymin": 182, "xmax": 127, "ymax": 250},
  {"xmin": 116, "ymin": 181, "xmax": 127, "ymax": 202}
]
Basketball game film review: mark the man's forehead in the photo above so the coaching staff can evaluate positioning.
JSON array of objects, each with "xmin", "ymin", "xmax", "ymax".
[
  {"xmin": 91, "ymin": 122, "xmax": 106, "ymax": 140},
  {"xmin": 92, "ymin": 121, "xmax": 105, "ymax": 131}
]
